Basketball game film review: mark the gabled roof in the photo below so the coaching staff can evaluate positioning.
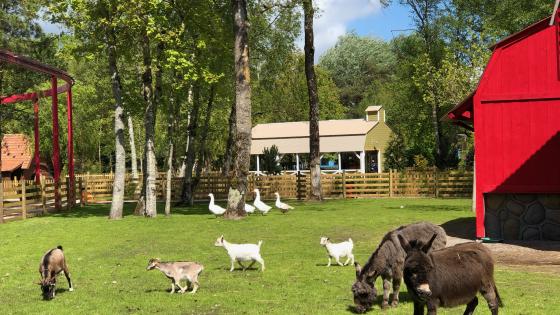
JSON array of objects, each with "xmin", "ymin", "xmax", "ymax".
[
  {"xmin": 252, "ymin": 119, "xmax": 378, "ymax": 139},
  {"xmin": 365, "ymin": 105, "xmax": 382, "ymax": 112},
  {"xmin": 1, "ymin": 134, "xmax": 32, "ymax": 172}
]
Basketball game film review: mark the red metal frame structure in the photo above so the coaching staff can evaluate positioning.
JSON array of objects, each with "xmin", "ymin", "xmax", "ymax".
[
  {"xmin": 0, "ymin": 49, "xmax": 75, "ymax": 209},
  {"xmin": 446, "ymin": 10, "xmax": 560, "ymax": 239}
]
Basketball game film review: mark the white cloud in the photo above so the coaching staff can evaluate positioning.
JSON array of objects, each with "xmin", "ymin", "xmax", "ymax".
[{"xmin": 297, "ymin": 0, "xmax": 384, "ymax": 60}]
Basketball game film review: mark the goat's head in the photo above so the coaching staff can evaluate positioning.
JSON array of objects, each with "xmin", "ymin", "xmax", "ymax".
[
  {"xmin": 398, "ymin": 234, "xmax": 437, "ymax": 300},
  {"xmin": 319, "ymin": 236, "xmax": 330, "ymax": 246},
  {"xmin": 214, "ymin": 235, "xmax": 225, "ymax": 247},
  {"xmin": 146, "ymin": 258, "xmax": 161, "ymax": 271},
  {"xmin": 39, "ymin": 278, "xmax": 56, "ymax": 300},
  {"xmin": 351, "ymin": 262, "xmax": 377, "ymax": 313}
]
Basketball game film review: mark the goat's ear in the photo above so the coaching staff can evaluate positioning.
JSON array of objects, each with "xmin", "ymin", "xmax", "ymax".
[
  {"xmin": 398, "ymin": 234, "xmax": 411, "ymax": 252},
  {"xmin": 422, "ymin": 234, "xmax": 438, "ymax": 253},
  {"xmin": 354, "ymin": 262, "xmax": 362, "ymax": 278}
]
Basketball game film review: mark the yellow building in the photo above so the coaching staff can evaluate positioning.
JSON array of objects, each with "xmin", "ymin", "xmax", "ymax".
[{"xmin": 251, "ymin": 106, "xmax": 393, "ymax": 173}]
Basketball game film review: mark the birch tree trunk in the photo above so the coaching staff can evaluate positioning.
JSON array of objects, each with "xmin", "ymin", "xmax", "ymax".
[
  {"xmin": 107, "ymin": 26, "xmax": 127, "ymax": 219},
  {"xmin": 303, "ymin": 0, "xmax": 322, "ymax": 201},
  {"xmin": 164, "ymin": 94, "xmax": 176, "ymax": 216},
  {"xmin": 222, "ymin": 101, "xmax": 236, "ymax": 177},
  {"xmin": 180, "ymin": 83, "xmax": 201, "ymax": 205},
  {"xmin": 225, "ymin": 0, "xmax": 251, "ymax": 219},
  {"xmin": 127, "ymin": 114, "xmax": 139, "ymax": 179},
  {"xmin": 140, "ymin": 30, "xmax": 159, "ymax": 218}
]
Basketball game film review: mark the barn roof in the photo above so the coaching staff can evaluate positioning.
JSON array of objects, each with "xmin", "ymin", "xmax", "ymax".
[
  {"xmin": 1, "ymin": 134, "xmax": 33, "ymax": 172},
  {"xmin": 251, "ymin": 119, "xmax": 378, "ymax": 154}
]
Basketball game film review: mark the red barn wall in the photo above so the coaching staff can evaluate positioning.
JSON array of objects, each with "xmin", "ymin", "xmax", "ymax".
[{"xmin": 473, "ymin": 21, "xmax": 560, "ymax": 238}]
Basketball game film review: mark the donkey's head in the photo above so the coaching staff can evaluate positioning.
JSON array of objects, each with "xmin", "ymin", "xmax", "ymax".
[
  {"xmin": 351, "ymin": 262, "xmax": 377, "ymax": 313},
  {"xmin": 398, "ymin": 233, "xmax": 438, "ymax": 301}
]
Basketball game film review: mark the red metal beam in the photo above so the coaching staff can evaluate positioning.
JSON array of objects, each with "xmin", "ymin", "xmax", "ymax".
[
  {"xmin": 51, "ymin": 76, "xmax": 62, "ymax": 210},
  {"xmin": 1, "ymin": 84, "xmax": 70, "ymax": 105},
  {"xmin": 67, "ymin": 87, "xmax": 75, "ymax": 206},
  {"xmin": 33, "ymin": 98, "xmax": 41, "ymax": 183},
  {"xmin": 0, "ymin": 50, "xmax": 73, "ymax": 84}
]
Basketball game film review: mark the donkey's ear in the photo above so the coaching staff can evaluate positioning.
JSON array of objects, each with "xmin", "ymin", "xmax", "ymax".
[
  {"xmin": 354, "ymin": 262, "xmax": 362, "ymax": 278},
  {"xmin": 398, "ymin": 234, "xmax": 411, "ymax": 252},
  {"xmin": 422, "ymin": 234, "xmax": 438, "ymax": 253}
]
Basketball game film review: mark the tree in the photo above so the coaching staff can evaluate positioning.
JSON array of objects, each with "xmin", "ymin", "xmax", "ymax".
[
  {"xmin": 303, "ymin": 0, "xmax": 321, "ymax": 201},
  {"xmin": 225, "ymin": 0, "xmax": 251, "ymax": 219},
  {"xmin": 261, "ymin": 145, "xmax": 281, "ymax": 175}
]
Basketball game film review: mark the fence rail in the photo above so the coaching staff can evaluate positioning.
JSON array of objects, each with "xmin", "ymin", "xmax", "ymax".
[{"xmin": 1, "ymin": 170, "xmax": 473, "ymax": 223}]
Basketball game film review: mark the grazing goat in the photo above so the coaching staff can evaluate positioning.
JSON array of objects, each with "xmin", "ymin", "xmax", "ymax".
[
  {"xmin": 319, "ymin": 237, "xmax": 354, "ymax": 267},
  {"xmin": 352, "ymin": 222, "xmax": 446, "ymax": 313},
  {"xmin": 38, "ymin": 246, "xmax": 73, "ymax": 300},
  {"xmin": 398, "ymin": 234, "xmax": 502, "ymax": 315},
  {"xmin": 214, "ymin": 235, "xmax": 265, "ymax": 272},
  {"xmin": 146, "ymin": 258, "xmax": 204, "ymax": 294}
]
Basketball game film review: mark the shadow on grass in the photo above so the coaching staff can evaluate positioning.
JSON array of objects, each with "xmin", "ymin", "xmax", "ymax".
[
  {"xmin": 345, "ymin": 291, "xmax": 414, "ymax": 314},
  {"xmin": 441, "ymin": 217, "xmax": 476, "ymax": 239},
  {"xmin": 47, "ymin": 202, "xmax": 211, "ymax": 218},
  {"xmin": 387, "ymin": 204, "xmax": 469, "ymax": 212}
]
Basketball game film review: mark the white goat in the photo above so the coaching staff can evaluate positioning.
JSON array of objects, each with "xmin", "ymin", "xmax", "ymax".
[
  {"xmin": 319, "ymin": 237, "xmax": 354, "ymax": 267},
  {"xmin": 146, "ymin": 258, "xmax": 204, "ymax": 294},
  {"xmin": 214, "ymin": 235, "xmax": 265, "ymax": 272}
]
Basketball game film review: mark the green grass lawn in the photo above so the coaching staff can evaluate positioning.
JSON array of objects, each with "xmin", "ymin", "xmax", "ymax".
[{"xmin": 1, "ymin": 198, "xmax": 559, "ymax": 314}]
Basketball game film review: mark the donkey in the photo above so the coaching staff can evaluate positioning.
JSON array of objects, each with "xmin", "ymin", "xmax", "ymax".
[
  {"xmin": 398, "ymin": 234, "xmax": 503, "ymax": 315},
  {"xmin": 352, "ymin": 222, "xmax": 446, "ymax": 313},
  {"xmin": 38, "ymin": 246, "xmax": 73, "ymax": 300}
]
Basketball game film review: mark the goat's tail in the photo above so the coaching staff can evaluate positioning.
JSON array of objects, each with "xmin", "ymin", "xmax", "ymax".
[
  {"xmin": 494, "ymin": 282, "xmax": 503, "ymax": 307},
  {"xmin": 57, "ymin": 245, "xmax": 63, "ymax": 251},
  {"xmin": 348, "ymin": 238, "xmax": 353, "ymax": 245},
  {"xmin": 257, "ymin": 240, "xmax": 263, "ymax": 248}
]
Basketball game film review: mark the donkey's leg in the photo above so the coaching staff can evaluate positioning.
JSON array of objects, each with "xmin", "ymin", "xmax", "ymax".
[
  {"xmin": 426, "ymin": 300, "xmax": 439, "ymax": 315},
  {"xmin": 480, "ymin": 284, "xmax": 500, "ymax": 315},
  {"xmin": 381, "ymin": 276, "xmax": 391, "ymax": 309},
  {"xmin": 62, "ymin": 264, "xmax": 73, "ymax": 291},
  {"xmin": 391, "ymin": 276, "xmax": 401, "ymax": 307},
  {"xmin": 463, "ymin": 297, "xmax": 478, "ymax": 315},
  {"xmin": 413, "ymin": 301, "xmax": 425, "ymax": 315}
]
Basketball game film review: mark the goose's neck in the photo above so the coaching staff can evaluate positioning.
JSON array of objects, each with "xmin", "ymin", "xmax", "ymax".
[
  {"xmin": 255, "ymin": 191, "xmax": 261, "ymax": 201},
  {"xmin": 209, "ymin": 195, "xmax": 215, "ymax": 205},
  {"xmin": 275, "ymin": 195, "xmax": 280, "ymax": 202}
]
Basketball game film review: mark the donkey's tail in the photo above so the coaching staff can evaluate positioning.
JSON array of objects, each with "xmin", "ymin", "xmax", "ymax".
[{"xmin": 494, "ymin": 283, "xmax": 503, "ymax": 307}]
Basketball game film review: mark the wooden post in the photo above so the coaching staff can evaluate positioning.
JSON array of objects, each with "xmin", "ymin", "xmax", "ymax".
[
  {"xmin": 434, "ymin": 168, "xmax": 439, "ymax": 198},
  {"xmin": 389, "ymin": 169, "xmax": 394, "ymax": 197},
  {"xmin": 66, "ymin": 176, "xmax": 71, "ymax": 211},
  {"xmin": 40, "ymin": 176, "xmax": 47, "ymax": 215},
  {"xmin": 21, "ymin": 180, "xmax": 27, "ymax": 219},
  {"xmin": 0, "ymin": 179, "xmax": 4, "ymax": 223},
  {"xmin": 79, "ymin": 177, "xmax": 85, "ymax": 207},
  {"xmin": 342, "ymin": 170, "xmax": 347, "ymax": 198}
]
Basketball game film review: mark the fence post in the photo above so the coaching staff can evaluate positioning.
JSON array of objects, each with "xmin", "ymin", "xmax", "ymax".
[
  {"xmin": 40, "ymin": 176, "xmax": 47, "ymax": 215},
  {"xmin": 0, "ymin": 180, "xmax": 4, "ymax": 223},
  {"xmin": 21, "ymin": 180, "xmax": 27, "ymax": 219},
  {"xmin": 434, "ymin": 168, "xmax": 439, "ymax": 198},
  {"xmin": 79, "ymin": 177, "xmax": 85, "ymax": 207},
  {"xmin": 389, "ymin": 169, "xmax": 394, "ymax": 197},
  {"xmin": 342, "ymin": 170, "xmax": 347, "ymax": 199}
]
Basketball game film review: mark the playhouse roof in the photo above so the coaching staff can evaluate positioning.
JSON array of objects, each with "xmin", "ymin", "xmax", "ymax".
[{"xmin": 1, "ymin": 134, "xmax": 32, "ymax": 172}]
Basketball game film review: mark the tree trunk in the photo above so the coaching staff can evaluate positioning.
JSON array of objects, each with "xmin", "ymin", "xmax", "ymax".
[
  {"xmin": 303, "ymin": 0, "xmax": 322, "ymax": 201},
  {"xmin": 140, "ymin": 29, "xmax": 159, "ymax": 218},
  {"xmin": 192, "ymin": 85, "xmax": 215, "ymax": 194},
  {"xmin": 225, "ymin": 0, "xmax": 251, "ymax": 219},
  {"xmin": 164, "ymin": 93, "xmax": 176, "ymax": 216},
  {"xmin": 180, "ymin": 82, "xmax": 201, "ymax": 205},
  {"xmin": 127, "ymin": 113, "xmax": 139, "ymax": 179},
  {"xmin": 222, "ymin": 101, "xmax": 236, "ymax": 177},
  {"xmin": 107, "ymin": 26, "xmax": 126, "ymax": 219}
]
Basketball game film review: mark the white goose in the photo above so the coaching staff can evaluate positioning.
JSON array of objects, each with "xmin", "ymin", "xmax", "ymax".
[
  {"xmin": 274, "ymin": 192, "xmax": 294, "ymax": 213},
  {"xmin": 244, "ymin": 203, "xmax": 255, "ymax": 214},
  {"xmin": 208, "ymin": 193, "xmax": 226, "ymax": 217},
  {"xmin": 253, "ymin": 189, "xmax": 271, "ymax": 215}
]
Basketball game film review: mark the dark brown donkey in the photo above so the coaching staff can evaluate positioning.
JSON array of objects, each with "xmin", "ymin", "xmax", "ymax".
[
  {"xmin": 398, "ymin": 235, "xmax": 503, "ymax": 315},
  {"xmin": 38, "ymin": 246, "xmax": 73, "ymax": 300},
  {"xmin": 352, "ymin": 222, "xmax": 446, "ymax": 313}
]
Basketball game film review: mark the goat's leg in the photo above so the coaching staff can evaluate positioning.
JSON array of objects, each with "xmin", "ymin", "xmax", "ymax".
[
  {"xmin": 335, "ymin": 256, "xmax": 344, "ymax": 266},
  {"xmin": 463, "ymin": 297, "xmax": 478, "ymax": 315},
  {"xmin": 230, "ymin": 259, "xmax": 235, "ymax": 272},
  {"xmin": 247, "ymin": 260, "xmax": 256, "ymax": 270},
  {"xmin": 62, "ymin": 264, "xmax": 73, "ymax": 292},
  {"xmin": 349, "ymin": 253, "xmax": 355, "ymax": 265},
  {"xmin": 343, "ymin": 256, "xmax": 350, "ymax": 266},
  {"xmin": 381, "ymin": 277, "xmax": 391, "ymax": 309},
  {"xmin": 175, "ymin": 279, "xmax": 188, "ymax": 293},
  {"xmin": 189, "ymin": 275, "xmax": 199, "ymax": 294},
  {"xmin": 326, "ymin": 256, "xmax": 332, "ymax": 267},
  {"xmin": 255, "ymin": 256, "xmax": 265, "ymax": 272},
  {"xmin": 237, "ymin": 260, "xmax": 247, "ymax": 271},
  {"xmin": 170, "ymin": 280, "xmax": 176, "ymax": 294}
]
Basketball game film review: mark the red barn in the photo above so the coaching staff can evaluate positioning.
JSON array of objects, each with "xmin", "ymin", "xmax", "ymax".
[{"xmin": 447, "ymin": 12, "xmax": 560, "ymax": 240}]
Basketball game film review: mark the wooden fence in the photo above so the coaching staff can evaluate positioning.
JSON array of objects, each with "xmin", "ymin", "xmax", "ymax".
[{"xmin": 1, "ymin": 170, "xmax": 472, "ymax": 223}]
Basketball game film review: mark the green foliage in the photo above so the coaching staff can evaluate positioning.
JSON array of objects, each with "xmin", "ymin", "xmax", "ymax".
[
  {"xmin": 384, "ymin": 133, "xmax": 409, "ymax": 170},
  {"xmin": 261, "ymin": 145, "xmax": 281, "ymax": 175}
]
